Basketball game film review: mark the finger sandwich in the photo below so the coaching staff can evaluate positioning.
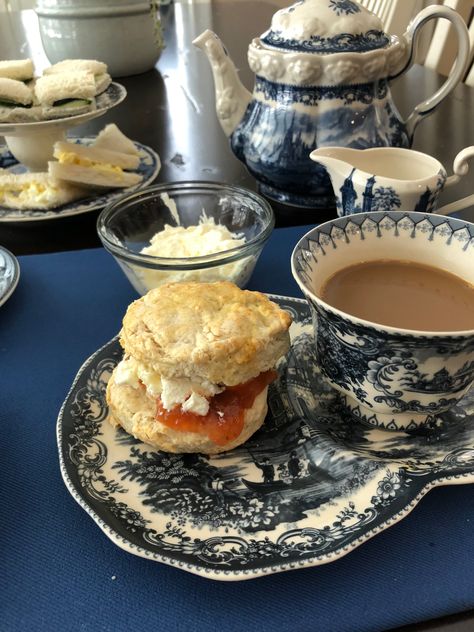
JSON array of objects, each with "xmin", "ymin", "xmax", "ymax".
[
  {"xmin": 93, "ymin": 124, "xmax": 140, "ymax": 156},
  {"xmin": 107, "ymin": 281, "xmax": 292, "ymax": 454},
  {"xmin": 0, "ymin": 76, "xmax": 37, "ymax": 122},
  {"xmin": 49, "ymin": 140, "xmax": 142, "ymax": 189},
  {"xmin": 43, "ymin": 59, "xmax": 111, "ymax": 95},
  {"xmin": 0, "ymin": 172, "xmax": 87, "ymax": 210},
  {"xmin": 0, "ymin": 59, "xmax": 34, "ymax": 82},
  {"xmin": 34, "ymin": 71, "xmax": 97, "ymax": 118}
]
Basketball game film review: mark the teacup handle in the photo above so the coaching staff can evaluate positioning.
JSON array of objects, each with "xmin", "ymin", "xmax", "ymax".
[
  {"xmin": 433, "ymin": 146, "xmax": 474, "ymax": 216},
  {"xmin": 392, "ymin": 5, "xmax": 470, "ymax": 141}
]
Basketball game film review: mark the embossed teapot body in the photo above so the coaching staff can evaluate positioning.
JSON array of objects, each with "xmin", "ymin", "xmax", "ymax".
[{"xmin": 194, "ymin": 0, "xmax": 470, "ymax": 210}]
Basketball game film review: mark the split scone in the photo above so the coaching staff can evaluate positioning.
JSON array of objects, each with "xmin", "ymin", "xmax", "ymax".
[{"xmin": 107, "ymin": 281, "xmax": 292, "ymax": 454}]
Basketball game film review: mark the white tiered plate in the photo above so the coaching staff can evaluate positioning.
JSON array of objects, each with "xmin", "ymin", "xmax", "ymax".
[
  {"xmin": 0, "ymin": 83, "xmax": 127, "ymax": 170},
  {"xmin": 0, "ymin": 82, "xmax": 127, "ymax": 135}
]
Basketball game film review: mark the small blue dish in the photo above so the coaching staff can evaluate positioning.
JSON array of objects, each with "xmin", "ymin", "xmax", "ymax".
[{"xmin": 0, "ymin": 245, "xmax": 20, "ymax": 308}]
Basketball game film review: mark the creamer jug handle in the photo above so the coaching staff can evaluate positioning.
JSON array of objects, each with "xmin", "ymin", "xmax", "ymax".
[
  {"xmin": 391, "ymin": 5, "xmax": 470, "ymax": 142},
  {"xmin": 433, "ymin": 146, "xmax": 474, "ymax": 216}
]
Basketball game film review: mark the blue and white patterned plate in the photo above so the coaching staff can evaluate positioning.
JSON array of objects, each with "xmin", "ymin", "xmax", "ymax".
[
  {"xmin": 57, "ymin": 296, "xmax": 474, "ymax": 581},
  {"xmin": 0, "ymin": 138, "xmax": 161, "ymax": 222},
  {"xmin": 0, "ymin": 245, "xmax": 20, "ymax": 307}
]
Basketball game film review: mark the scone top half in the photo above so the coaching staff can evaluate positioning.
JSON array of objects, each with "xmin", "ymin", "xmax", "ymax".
[{"xmin": 120, "ymin": 281, "xmax": 291, "ymax": 386}]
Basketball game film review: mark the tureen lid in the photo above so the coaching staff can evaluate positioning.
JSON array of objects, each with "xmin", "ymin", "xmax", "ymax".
[{"xmin": 260, "ymin": 0, "xmax": 390, "ymax": 54}]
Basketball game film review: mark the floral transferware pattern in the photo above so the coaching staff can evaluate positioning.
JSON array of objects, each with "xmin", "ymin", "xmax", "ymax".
[{"xmin": 58, "ymin": 296, "xmax": 474, "ymax": 580}]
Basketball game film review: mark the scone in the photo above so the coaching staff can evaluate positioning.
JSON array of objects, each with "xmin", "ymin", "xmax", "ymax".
[{"xmin": 106, "ymin": 281, "xmax": 292, "ymax": 454}]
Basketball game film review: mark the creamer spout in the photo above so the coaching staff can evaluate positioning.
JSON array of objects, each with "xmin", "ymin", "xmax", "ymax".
[{"xmin": 310, "ymin": 148, "xmax": 358, "ymax": 182}]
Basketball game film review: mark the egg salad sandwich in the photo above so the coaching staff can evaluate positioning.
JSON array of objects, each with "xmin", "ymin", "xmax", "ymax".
[
  {"xmin": 43, "ymin": 59, "xmax": 111, "ymax": 95},
  {"xmin": 0, "ymin": 76, "xmax": 38, "ymax": 122},
  {"xmin": 0, "ymin": 171, "xmax": 87, "ymax": 210},
  {"xmin": 0, "ymin": 59, "xmax": 34, "ymax": 82},
  {"xmin": 106, "ymin": 281, "xmax": 292, "ymax": 454},
  {"xmin": 34, "ymin": 71, "xmax": 97, "ymax": 119},
  {"xmin": 49, "ymin": 140, "xmax": 142, "ymax": 189}
]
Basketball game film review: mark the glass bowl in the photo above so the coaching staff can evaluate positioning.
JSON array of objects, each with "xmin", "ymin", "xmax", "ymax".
[{"xmin": 96, "ymin": 181, "xmax": 275, "ymax": 295}]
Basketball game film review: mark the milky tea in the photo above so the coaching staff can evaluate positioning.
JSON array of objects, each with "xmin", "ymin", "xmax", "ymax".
[{"xmin": 319, "ymin": 260, "xmax": 474, "ymax": 331}]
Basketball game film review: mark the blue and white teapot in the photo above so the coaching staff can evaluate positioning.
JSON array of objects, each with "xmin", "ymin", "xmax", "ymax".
[{"xmin": 194, "ymin": 0, "xmax": 470, "ymax": 210}]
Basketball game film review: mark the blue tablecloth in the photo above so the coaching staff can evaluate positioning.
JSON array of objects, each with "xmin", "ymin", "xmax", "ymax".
[{"xmin": 1, "ymin": 225, "xmax": 473, "ymax": 632}]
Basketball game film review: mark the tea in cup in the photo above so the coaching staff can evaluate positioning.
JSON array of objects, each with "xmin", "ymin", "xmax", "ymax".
[
  {"xmin": 291, "ymin": 211, "xmax": 474, "ymax": 430},
  {"xmin": 310, "ymin": 146, "xmax": 474, "ymax": 217}
]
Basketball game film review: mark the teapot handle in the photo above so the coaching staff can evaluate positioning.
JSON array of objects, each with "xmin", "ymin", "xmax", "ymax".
[{"xmin": 392, "ymin": 5, "xmax": 470, "ymax": 141}]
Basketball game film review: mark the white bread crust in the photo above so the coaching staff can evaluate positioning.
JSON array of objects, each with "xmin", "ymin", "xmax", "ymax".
[
  {"xmin": 93, "ymin": 124, "xmax": 139, "ymax": 156},
  {"xmin": 48, "ymin": 161, "xmax": 142, "ymax": 189},
  {"xmin": 54, "ymin": 140, "xmax": 140, "ymax": 170},
  {"xmin": 0, "ymin": 77, "xmax": 33, "ymax": 105},
  {"xmin": 44, "ymin": 59, "xmax": 107, "ymax": 76},
  {"xmin": 0, "ymin": 59, "xmax": 34, "ymax": 81},
  {"xmin": 34, "ymin": 71, "xmax": 96, "ymax": 105}
]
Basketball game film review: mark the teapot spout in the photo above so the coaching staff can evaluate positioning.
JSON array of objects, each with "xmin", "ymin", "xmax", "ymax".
[{"xmin": 193, "ymin": 30, "xmax": 252, "ymax": 137}]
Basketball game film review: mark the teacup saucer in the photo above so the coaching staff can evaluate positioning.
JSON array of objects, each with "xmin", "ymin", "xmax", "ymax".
[{"xmin": 57, "ymin": 295, "xmax": 474, "ymax": 580}]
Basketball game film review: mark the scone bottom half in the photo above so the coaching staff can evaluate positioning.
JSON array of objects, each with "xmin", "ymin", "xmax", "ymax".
[{"xmin": 107, "ymin": 281, "xmax": 292, "ymax": 454}]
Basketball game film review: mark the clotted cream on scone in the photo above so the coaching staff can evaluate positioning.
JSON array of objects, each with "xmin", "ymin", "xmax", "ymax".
[{"xmin": 106, "ymin": 281, "xmax": 292, "ymax": 454}]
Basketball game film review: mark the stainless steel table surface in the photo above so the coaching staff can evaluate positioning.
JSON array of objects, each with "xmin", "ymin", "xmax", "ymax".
[{"xmin": 0, "ymin": 5, "xmax": 473, "ymax": 631}]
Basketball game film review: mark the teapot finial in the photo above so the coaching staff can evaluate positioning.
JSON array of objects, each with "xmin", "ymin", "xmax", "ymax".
[{"xmin": 193, "ymin": 30, "xmax": 252, "ymax": 137}]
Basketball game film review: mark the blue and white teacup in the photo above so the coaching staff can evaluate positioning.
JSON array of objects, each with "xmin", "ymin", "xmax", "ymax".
[{"xmin": 291, "ymin": 211, "xmax": 474, "ymax": 431}]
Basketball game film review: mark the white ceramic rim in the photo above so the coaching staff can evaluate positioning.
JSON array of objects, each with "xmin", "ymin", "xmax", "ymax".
[
  {"xmin": 0, "ymin": 82, "xmax": 126, "ymax": 134},
  {"xmin": 309, "ymin": 146, "xmax": 445, "ymax": 184}
]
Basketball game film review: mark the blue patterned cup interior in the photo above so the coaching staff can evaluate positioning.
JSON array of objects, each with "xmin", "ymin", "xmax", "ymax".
[{"xmin": 291, "ymin": 211, "xmax": 474, "ymax": 431}]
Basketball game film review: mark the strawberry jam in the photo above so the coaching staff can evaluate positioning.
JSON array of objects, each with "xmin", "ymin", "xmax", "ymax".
[{"xmin": 155, "ymin": 370, "xmax": 277, "ymax": 445}]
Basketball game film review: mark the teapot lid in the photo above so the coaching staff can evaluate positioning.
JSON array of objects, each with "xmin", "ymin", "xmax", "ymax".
[{"xmin": 260, "ymin": 0, "xmax": 389, "ymax": 54}]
